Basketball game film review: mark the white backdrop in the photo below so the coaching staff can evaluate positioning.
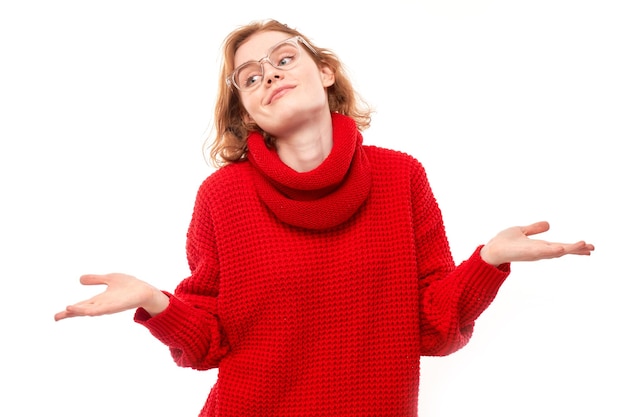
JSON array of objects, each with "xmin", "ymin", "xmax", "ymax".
[{"xmin": 1, "ymin": 1, "xmax": 624, "ymax": 416}]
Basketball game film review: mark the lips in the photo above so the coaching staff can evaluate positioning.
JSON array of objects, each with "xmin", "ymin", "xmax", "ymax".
[{"xmin": 267, "ymin": 85, "xmax": 294, "ymax": 104}]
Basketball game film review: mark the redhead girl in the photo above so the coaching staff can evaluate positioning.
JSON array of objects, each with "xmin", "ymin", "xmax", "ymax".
[{"xmin": 55, "ymin": 19, "xmax": 594, "ymax": 416}]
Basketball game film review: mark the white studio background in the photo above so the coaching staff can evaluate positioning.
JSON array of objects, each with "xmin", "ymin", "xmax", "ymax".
[{"xmin": 1, "ymin": 1, "xmax": 623, "ymax": 416}]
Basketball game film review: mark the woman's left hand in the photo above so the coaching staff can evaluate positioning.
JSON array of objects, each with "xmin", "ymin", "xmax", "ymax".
[{"xmin": 479, "ymin": 221, "xmax": 595, "ymax": 267}]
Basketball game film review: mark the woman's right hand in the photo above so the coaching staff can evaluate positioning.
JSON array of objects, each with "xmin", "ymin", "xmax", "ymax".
[{"xmin": 54, "ymin": 273, "xmax": 170, "ymax": 321}]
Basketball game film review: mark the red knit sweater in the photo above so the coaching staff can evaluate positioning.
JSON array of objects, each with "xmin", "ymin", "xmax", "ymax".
[{"xmin": 135, "ymin": 113, "xmax": 510, "ymax": 416}]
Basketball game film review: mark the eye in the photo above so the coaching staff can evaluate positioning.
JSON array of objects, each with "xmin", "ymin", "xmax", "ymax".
[
  {"xmin": 244, "ymin": 74, "xmax": 262, "ymax": 88},
  {"xmin": 276, "ymin": 53, "xmax": 295, "ymax": 67},
  {"xmin": 270, "ymin": 43, "xmax": 299, "ymax": 68},
  {"xmin": 236, "ymin": 64, "xmax": 262, "ymax": 88}
]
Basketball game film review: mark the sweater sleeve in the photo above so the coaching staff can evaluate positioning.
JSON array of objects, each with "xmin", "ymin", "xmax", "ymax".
[
  {"xmin": 134, "ymin": 180, "xmax": 229, "ymax": 370},
  {"xmin": 411, "ymin": 162, "xmax": 510, "ymax": 357}
]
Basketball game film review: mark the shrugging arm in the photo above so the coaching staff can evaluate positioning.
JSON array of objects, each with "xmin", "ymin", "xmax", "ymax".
[
  {"xmin": 410, "ymin": 163, "xmax": 510, "ymax": 356},
  {"xmin": 134, "ymin": 184, "xmax": 229, "ymax": 370}
]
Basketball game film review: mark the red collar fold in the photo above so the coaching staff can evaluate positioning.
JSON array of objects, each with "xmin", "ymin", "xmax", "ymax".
[{"xmin": 246, "ymin": 113, "xmax": 371, "ymax": 230}]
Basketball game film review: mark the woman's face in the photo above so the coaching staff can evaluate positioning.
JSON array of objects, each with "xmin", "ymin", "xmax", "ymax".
[{"xmin": 233, "ymin": 31, "xmax": 335, "ymax": 138}]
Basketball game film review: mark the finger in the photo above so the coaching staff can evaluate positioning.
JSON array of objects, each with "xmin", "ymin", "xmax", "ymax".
[
  {"xmin": 56, "ymin": 294, "xmax": 108, "ymax": 318},
  {"xmin": 79, "ymin": 274, "xmax": 110, "ymax": 286},
  {"xmin": 536, "ymin": 241, "xmax": 594, "ymax": 259},
  {"xmin": 54, "ymin": 297, "xmax": 98, "ymax": 321},
  {"xmin": 563, "ymin": 241, "xmax": 595, "ymax": 255},
  {"xmin": 535, "ymin": 242, "xmax": 567, "ymax": 260},
  {"xmin": 65, "ymin": 302, "xmax": 110, "ymax": 317},
  {"xmin": 54, "ymin": 310, "xmax": 71, "ymax": 321},
  {"xmin": 521, "ymin": 221, "xmax": 550, "ymax": 237},
  {"xmin": 54, "ymin": 307, "xmax": 88, "ymax": 321}
]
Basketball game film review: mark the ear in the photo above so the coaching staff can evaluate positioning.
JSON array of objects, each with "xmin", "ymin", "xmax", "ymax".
[{"xmin": 320, "ymin": 65, "xmax": 335, "ymax": 88}]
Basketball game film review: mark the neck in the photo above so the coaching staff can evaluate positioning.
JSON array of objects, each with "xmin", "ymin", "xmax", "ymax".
[{"xmin": 274, "ymin": 111, "xmax": 333, "ymax": 173}]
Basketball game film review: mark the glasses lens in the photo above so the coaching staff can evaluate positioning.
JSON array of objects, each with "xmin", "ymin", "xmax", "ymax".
[
  {"xmin": 235, "ymin": 63, "xmax": 263, "ymax": 91},
  {"xmin": 233, "ymin": 38, "xmax": 302, "ymax": 91},
  {"xmin": 269, "ymin": 41, "xmax": 300, "ymax": 71}
]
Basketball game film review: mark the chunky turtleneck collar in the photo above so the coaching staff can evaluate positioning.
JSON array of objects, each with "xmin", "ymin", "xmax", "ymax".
[{"xmin": 246, "ymin": 112, "xmax": 371, "ymax": 230}]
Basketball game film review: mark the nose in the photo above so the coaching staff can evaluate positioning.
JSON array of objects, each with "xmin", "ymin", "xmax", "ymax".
[
  {"xmin": 266, "ymin": 74, "xmax": 281, "ymax": 86},
  {"xmin": 262, "ymin": 62, "xmax": 283, "ymax": 87}
]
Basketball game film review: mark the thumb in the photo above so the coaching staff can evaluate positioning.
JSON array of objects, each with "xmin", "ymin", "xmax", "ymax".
[
  {"xmin": 79, "ymin": 274, "xmax": 109, "ymax": 286},
  {"xmin": 521, "ymin": 221, "xmax": 550, "ymax": 237}
]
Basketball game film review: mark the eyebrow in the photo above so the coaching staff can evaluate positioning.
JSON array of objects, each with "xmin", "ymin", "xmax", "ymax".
[{"xmin": 234, "ymin": 36, "xmax": 294, "ymax": 67}]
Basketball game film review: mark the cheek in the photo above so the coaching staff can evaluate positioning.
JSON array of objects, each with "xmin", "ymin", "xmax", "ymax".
[{"xmin": 239, "ymin": 95, "xmax": 259, "ymax": 121}]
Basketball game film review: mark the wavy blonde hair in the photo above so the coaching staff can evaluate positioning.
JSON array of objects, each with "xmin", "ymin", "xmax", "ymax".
[{"xmin": 205, "ymin": 19, "xmax": 372, "ymax": 167}]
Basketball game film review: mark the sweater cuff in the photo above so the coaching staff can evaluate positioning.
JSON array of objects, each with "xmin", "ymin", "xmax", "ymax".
[
  {"xmin": 134, "ymin": 291, "xmax": 193, "ymax": 345},
  {"xmin": 475, "ymin": 244, "xmax": 511, "ymax": 273},
  {"xmin": 463, "ymin": 245, "xmax": 511, "ymax": 299}
]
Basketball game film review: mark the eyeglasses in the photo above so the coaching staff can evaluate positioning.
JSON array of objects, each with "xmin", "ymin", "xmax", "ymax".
[{"xmin": 226, "ymin": 36, "xmax": 317, "ymax": 92}]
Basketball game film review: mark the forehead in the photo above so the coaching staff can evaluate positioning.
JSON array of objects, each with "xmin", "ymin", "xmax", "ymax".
[{"xmin": 233, "ymin": 31, "xmax": 293, "ymax": 67}]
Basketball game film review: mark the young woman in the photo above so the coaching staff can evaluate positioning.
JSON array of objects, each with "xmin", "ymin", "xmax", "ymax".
[{"xmin": 55, "ymin": 19, "xmax": 594, "ymax": 416}]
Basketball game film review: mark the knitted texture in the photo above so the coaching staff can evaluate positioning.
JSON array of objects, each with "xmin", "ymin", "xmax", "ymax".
[{"xmin": 135, "ymin": 113, "xmax": 510, "ymax": 416}]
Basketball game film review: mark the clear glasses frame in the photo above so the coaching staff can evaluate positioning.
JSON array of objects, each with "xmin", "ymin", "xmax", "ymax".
[{"xmin": 226, "ymin": 35, "xmax": 317, "ymax": 92}]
